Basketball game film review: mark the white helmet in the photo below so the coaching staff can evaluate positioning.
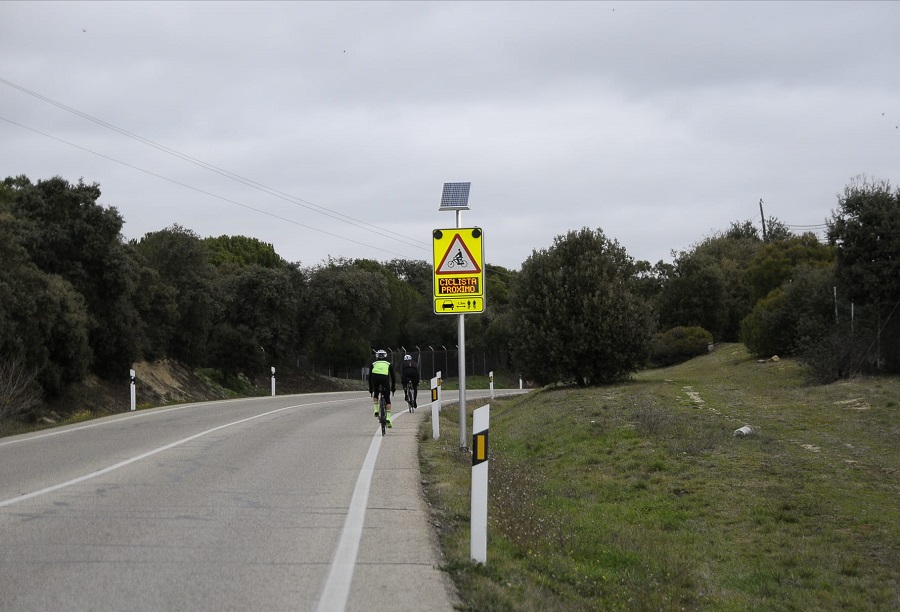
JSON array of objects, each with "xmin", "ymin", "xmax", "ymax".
[
  {"xmin": 404, "ymin": 354, "xmax": 412, "ymax": 361},
  {"xmin": 375, "ymin": 349, "xmax": 387, "ymax": 359}
]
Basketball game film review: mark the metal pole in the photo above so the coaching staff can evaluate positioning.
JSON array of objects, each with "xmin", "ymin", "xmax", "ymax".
[{"xmin": 457, "ymin": 208, "xmax": 467, "ymax": 449}]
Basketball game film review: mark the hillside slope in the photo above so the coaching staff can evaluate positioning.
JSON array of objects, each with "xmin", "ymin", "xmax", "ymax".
[
  {"xmin": 34, "ymin": 360, "xmax": 366, "ymax": 424},
  {"xmin": 420, "ymin": 344, "xmax": 900, "ymax": 610}
]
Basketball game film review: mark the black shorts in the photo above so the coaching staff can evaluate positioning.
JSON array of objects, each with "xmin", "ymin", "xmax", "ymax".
[{"xmin": 371, "ymin": 374, "xmax": 391, "ymax": 399}]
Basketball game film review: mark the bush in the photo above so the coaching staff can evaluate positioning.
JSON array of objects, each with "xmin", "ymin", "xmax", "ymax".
[{"xmin": 650, "ymin": 326, "xmax": 713, "ymax": 366}]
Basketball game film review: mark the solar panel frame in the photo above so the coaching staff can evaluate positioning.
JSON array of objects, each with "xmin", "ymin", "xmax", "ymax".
[{"xmin": 439, "ymin": 182, "xmax": 471, "ymax": 210}]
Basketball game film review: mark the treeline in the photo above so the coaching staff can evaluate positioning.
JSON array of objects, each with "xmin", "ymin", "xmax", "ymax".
[{"xmin": 1, "ymin": 174, "xmax": 898, "ymax": 419}]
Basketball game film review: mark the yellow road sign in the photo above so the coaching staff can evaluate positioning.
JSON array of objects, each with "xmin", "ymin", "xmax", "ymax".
[{"xmin": 433, "ymin": 227, "xmax": 484, "ymax": 314}]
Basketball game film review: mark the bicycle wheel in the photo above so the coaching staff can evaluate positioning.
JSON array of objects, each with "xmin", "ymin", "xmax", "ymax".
[
  {"xmin": 379, "ymin": 395, "xmax": 387, "ymax": 436},
  {"xmin": 406, "ymin": 383, "xmax": 414, "ymax": 413}
]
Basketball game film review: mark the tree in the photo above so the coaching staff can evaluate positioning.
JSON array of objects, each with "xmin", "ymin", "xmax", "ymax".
[
  {"xmin": 657, "ymin": 254, "xmax": 727, "ymax": 340},
  {"xmin": 353, "ymin": 259, "xmax": 421, "ymax": 350},
  {"xmin": 0, "ymin": 205, "xmax": 92, "ymax": 396},
  {"xmin": 510, "ymin": 228, "xmax": 653, "ymax": 386},
  {"xmin": 472, "ymin": 264, "xmax": 520, "ymax": 371},
  {"xmin": 740, "ymin": 264, "xmax": 839, "ymax": 359},
  {"xmin": 658, "ymin": 220, "xmax": 768, "ymax": 341},
  {"xmin": 133, "ymin": 225, "xmax": 218, "ymax": 366},
  {"xmin": 828, "ymin": 176, "xmax": 900, "ymax": 372},
  {"xmin": 743, "ymin": 233, "xmax": 835, "ymax": 303},
  {"xmin": 219, "ymin": 264, "xmax": 308, "ymax": 365},
  {"xmin": 6, "ymin": 176, "xmax": 143, "ymax": 378},
  {"xmin": 306, "ymin": 259, "xmax": 390, "ymax": 370},
  {"xmin": 203, "ymin": 235, "xmax": 287, "ymax": 269},
  {"xmin": 207, "ymin": 323, "xmax": 266, "ymax": 383}
]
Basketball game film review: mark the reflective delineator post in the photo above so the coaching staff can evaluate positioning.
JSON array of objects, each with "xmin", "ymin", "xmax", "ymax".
[
  {"xmin": 489, "ymin": 370, "xmax": 494, "ymax": 399},
  {"xmin": 471, "ymin": 404, "xmax": 490, "ymax": 564},
  {"xmin": 270, "ymin": 367, "xmax": 276, "ymax": 397},
  {"xmin": 430, "ymin": 374, "xmax": 442, "ymax": 439},
  {"xmin": 129, "ymin": 369, "xmax": 136, "ymax": 411}
]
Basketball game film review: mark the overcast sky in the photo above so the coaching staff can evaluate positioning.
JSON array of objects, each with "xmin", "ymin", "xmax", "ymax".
[{"xmin": 2, "ymin": 1, "xmax": 898, "ymax": 270}]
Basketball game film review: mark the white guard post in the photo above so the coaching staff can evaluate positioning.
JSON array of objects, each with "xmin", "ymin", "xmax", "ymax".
[
  {"xmin": 430, "ymin": 373, "xmax": 442, "ymax": 439},
  {"xmin": 129, "ymin": 369, "xmax": 136, "ymax": 411},
  {"xmin": 470, "ymin": 404, "xmax": 490, "ymax": 564},
  {"xmin": 270, "ymin": 367, "xmax": 276, "ymax": 397},
  {"xmin": 489, "ymin": 370, "xmax": 494, "ymax": 399}
]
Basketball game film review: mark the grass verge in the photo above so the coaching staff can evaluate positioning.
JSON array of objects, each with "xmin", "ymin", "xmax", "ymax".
[{"xmin": 419, "ymin": 344, "xmax": 900, "ymax": 610}]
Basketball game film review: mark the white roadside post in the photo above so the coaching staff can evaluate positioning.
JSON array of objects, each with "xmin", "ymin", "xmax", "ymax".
[
  {"xmin": 129, "ymin": 369, "xmax": 136, "ymax": 411},
  {"xmin": 430, "ymin": 374, "xmax": 442, "ymax": 439},
  {"xmin": 489, "ymin": 370, "xmax": 494, "ymax": 399},
  {"xmin": 270, "ymin": 367, "xmax": 276, "ymax": 397},
  {"xmin": 471, "ymin": 404, "xmax": 490, "ymax": 564}
]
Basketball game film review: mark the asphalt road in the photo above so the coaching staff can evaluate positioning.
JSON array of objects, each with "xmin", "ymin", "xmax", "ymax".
[{"xmin": 0, "ymin": 388, "xmax": 525, "ymax": 611}]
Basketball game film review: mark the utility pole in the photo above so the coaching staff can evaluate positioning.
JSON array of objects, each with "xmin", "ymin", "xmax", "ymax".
[{"xmin": 759, "ymin": 198, "xmax": 768, "ymax": 242}]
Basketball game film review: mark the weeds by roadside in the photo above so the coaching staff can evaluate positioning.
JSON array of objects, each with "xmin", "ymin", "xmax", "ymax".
[{"xmin": 420, "ymin": 344, "xmax": 900, "ymax": 610}]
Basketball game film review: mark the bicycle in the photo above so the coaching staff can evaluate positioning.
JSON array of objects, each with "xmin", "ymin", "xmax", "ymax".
[
  {"xmin": 378, "ymin": 393, "xmax": 388, "ymax": 436},
  {"xmin": 404, "ymin": 381, "xmax": 416, "ymax": 413}
]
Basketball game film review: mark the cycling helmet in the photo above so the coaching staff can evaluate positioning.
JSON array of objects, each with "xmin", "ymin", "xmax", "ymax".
[
  {"xmin": 375, "ymin": 349, "xmax": 387, "ymax": 359},
  {"xmin": 404, "ymin": 354, "xmax": 412, "ymax": 361}
]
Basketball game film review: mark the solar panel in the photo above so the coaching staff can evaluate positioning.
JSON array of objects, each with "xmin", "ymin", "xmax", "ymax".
[{"xmin": 439, "ymin": 182, "xmax": 471, "ymax": 210}]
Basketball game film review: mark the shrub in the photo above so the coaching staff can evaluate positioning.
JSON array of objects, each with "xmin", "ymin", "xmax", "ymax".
[{"xmin": 650, "ymin": 326, "xmax": 713, "ymax": 366}]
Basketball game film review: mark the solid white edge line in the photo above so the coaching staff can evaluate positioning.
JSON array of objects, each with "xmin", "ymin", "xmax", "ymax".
[{"xmin": 314, "ymin": 407, "xmax": 407, "ymax": 612}]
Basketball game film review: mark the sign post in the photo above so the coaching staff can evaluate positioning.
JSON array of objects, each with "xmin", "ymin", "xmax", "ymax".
[
  {"xmin": 471, "ymin": 404, "xmax": 490, "ymax": 563},
  {"xmin": 435, "ymin": 182, "xmax": 483, "ymax": 450}
]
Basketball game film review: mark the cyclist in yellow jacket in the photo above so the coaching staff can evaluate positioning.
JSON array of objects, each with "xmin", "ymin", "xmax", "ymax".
[{"xmin": 369, "ymin": 349, "xmax": 395, "ymax": 427}]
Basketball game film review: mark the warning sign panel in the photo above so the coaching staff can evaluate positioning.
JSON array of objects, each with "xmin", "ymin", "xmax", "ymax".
[{"xmin": 433, "ymin": 228, "xmax": 485, "ymax": 314}]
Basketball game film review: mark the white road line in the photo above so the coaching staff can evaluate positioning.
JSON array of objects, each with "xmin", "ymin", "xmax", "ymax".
[
  {"xmin": 0, "ymin": 402, "xmax": 314, "ymax": 507},
  {"xmin": 0, "ymin": 394, "xmax": 362, "ymax": 448},
  {"xmin": 315, "ymin": 408, "xmax": 407, "ymax": 612}
]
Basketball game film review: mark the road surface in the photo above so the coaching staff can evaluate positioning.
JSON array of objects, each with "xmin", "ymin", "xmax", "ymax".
[{"xmin": 0, "ymin": 388, "xmax": 525, "ymax": 611}]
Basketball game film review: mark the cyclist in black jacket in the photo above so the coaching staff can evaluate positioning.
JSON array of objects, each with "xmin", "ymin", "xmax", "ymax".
[
  {"xmin": 401, "ymin": 354, "xmax": 420, "ymax": 408},
  {"xmin": 369, "ymin": 349, "xmax": 395, "ymax": 427}
]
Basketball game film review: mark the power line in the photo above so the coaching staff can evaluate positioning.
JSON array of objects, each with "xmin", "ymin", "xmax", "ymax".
[
  {"xmin": 0, "ymin": 76, "xmax": 430, "ymax": 251},
  {"xmin": 0, "ymin": 115, "xmax": 419, "ymax": 260}
]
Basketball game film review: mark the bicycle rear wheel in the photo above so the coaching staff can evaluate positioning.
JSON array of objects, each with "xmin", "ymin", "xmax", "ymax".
[{"xmin": 379, "ymin": 395, "xmax": 387, "ymax": 436}]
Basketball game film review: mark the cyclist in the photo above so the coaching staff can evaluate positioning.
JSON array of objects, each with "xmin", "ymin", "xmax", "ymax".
[
  {"xmin": 401, "ymin": 354, "xmax": 420, "ymax": 408},
  {"xmin": 369, "ymin": 349, "xmax": 395, "ymax": 428}
]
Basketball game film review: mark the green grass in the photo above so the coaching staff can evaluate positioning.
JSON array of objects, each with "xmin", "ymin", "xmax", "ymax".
[
  {"xmin": 440, "ymin": 372, "xmax": 524, "ymax": 391},
  {"xmin": 419, "ymin": 344, "xmax": 900, "ymax": 611}
]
